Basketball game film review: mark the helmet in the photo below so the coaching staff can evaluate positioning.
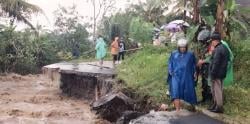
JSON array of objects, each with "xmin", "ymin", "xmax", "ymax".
[
  {"xmin": 197, "ymin": 29, "xmax": 211, "ymax": 42},
  {"xmin": 177, "ymin": 39, "xmax": 188, "ymax": 47}
]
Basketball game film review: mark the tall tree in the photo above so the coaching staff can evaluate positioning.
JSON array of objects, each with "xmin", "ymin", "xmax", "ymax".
[
  {"xmin": 0, "ymin": 0, "xmax": 42, "ymax": 30},
  {"xmin": 192, "ymin": 0, "xmax": 200, "ymax": 23},
  {"xmin": 127, "ymin": 0, "xmax": 172, "ymax": 25},
  {"xmin": 183, "ymin": 0, "xmax": 187, "ymax": 21},
  {"xmin": 54, "ymin": 5, "xmax": 90, "ymax": 54},
  {"xmin": 215, "ymin": 0, "xmax": 225, "ymax": 37},
  {"xmin": 89, "ymin": 0, "xmax": 115, "ymax": 42}
]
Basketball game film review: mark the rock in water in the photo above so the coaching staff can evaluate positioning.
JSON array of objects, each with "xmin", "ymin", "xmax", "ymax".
[{"xmin": 92, "ymin": 92, "xmax": 134, "ymax": 122}]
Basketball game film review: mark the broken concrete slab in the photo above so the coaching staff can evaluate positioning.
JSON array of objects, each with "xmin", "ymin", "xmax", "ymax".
[
  {"xmin": 92, "ymin": 92, "xmax": 134, "ymax": 122},
  {"xmin": 130, "ymin": 110, "xmax": 224, "ymax": 124},
  {"xmin": 43, "ymin": 61, "xmax": 116, "ymax": 81}
]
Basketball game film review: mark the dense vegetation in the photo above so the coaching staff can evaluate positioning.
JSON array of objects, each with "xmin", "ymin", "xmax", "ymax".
[{"xmin": 0, "ymin": 4, "xmax": 91, "ymax": 74}]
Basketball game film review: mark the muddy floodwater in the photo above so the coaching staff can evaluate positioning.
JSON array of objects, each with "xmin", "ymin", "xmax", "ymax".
[{"xmin": 0, "ymin": 74, "xmax": 105, "ymax": 124}]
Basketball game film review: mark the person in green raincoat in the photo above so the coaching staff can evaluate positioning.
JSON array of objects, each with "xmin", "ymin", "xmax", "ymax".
[
  {"xmin": 221, "ymin": 40, "xmax": 234, "ymax": 86},
  {"xmin": 95, "ymin": 35, "xmax": 107, "ymax": 69}
]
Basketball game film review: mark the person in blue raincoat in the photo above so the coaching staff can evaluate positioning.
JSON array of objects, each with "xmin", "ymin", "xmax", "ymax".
[
  {"xmin": 95, "ymin": 35, "xmax": 107, "ymax": 69},
  {"xmin": 167, "ymin": 39, "xmax": 197, "ymax": 112}
]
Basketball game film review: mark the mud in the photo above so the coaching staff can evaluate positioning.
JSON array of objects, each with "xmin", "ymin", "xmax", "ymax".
[{"xmin": 0, "ymin": 73, "xmax": 105, "ymax": 124}]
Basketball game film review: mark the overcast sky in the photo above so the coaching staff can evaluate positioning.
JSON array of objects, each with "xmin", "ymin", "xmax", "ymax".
[{"xmin": 13, "ymin": 0, "xmax": 143, "ymax": 30}]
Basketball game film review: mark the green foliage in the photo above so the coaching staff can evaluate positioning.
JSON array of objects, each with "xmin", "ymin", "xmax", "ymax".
[
  {"xmin": 202, "ymin": 15, "xmax": 215, "ymax": 27},
  {"xmin": 110, "ymin": 24, "xmax": 121, "ymax": 40},
  {"xmin": 53, "ymin": 5, "xmax": 90, "ymax": 57},
  {"xmin": 232, "ymin": 40, "xmax": 250, "ymax": 88},
  {"xmin": 126, "ymin": 0, "xmax": 171, "ymax": 25},
  {"xmin": 230, "ymin": 16, "xmax": 248, "ymax": 32},
  {"xmin": 0, "ymin": 26, "xmax": 59, "ymax": 74},
  {"xmin": 0, "ymin": 4, "xmax": 91, "ymax": 74},
  {"xmin": 200, "ymin": 0, "xmax": 217, "ymax": 20},
  {"xmin": 225, "ymin": 0, "xmax": 237, "ymax": 13},
  {"xmin": 224, "ymin": 86, "xmax": 250, "ymax": 118},
  {"xmin": 109, "ymin": 13, "xmax": 134, "ymax": 38},
  {"xmin": 186, "ymin": 25, "xmax": 199, "ymax": 42},
  {"xmin": 129, "ymin": 17, "xmax": 154, "ymax": 43},
  {"xmin": 117, "ymin": 45, "xmax": 174, "ymax": 103},
  {"xmin": 199, "ymin": 0, "xmax": 248, "ymax": 43}
]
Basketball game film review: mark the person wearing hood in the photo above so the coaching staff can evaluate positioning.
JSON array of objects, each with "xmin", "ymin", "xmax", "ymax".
[
  {"xmin": 167, "ymin": 39, "xmax": 197, "ymax": 112},
  {"xmin": 95, "ymin": 35, "xmax": 107, "ymax": 69}
]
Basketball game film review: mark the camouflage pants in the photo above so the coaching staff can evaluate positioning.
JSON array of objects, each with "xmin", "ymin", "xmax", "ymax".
[{"xmin": 201, "ymin": 63, "xmax": 212, "ymax": 100}]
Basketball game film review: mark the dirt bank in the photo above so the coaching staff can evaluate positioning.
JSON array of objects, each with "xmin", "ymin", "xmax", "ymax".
[{"xmin": 0, "ymin": 73, "xmax": 108, "ymax": 124}]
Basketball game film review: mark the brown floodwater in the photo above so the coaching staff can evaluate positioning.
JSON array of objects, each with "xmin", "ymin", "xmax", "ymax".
[{"xmin": 0, "ymin": 73, "xmax": 109, "ymax": 124}]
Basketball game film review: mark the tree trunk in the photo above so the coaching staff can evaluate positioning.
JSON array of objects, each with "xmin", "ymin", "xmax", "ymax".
[
  {"xmin": 193, "ymin": 0, "xmax": 200, "ymax": 24},
  {"xmin": 215, "ymin": 0, "xmax": 225, "ymax": 38},
  {"xmin": 183, "ymin": 0, "xmax": 187, "ymax": 21}
]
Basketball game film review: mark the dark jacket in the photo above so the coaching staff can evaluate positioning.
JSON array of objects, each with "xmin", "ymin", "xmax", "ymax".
[{"xmin": 210, "ymin": 43, "xmax": 229, "ymax": 79}]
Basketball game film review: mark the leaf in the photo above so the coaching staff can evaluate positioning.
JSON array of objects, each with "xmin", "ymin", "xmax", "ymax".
[
  {"xmin": 206, "ymin": 0, "xmax": 217, "ymax": 6},
  {"xmin": 187, "ymin": 25, "xmax": 199, "ymax": 42},
  {"xmin": 203, "ymin": 15, "xmax": 215, "ymax": 26},
  {"xmin": 199, "ymin": 0, "xmax": 208, "ymax": 7},
  {"xmin": 231, "ymin": 16, "xmax": 248, "ymax": 32},
  {"xmin": 225, "ymin": 0, "xmax": 237, "ymax": 12}
]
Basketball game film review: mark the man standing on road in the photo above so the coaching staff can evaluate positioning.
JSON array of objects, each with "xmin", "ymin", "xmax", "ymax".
[
  {"xmin": 208, "ymin": 32, "xmax": 229, "ymax": 113},
  {"xmin": 118, "ymin": 37, "xmax": 126, "ymax": 63},
  {"xmin": 167, "ymin": 39, "xmax": 197, "ymax": 112}
]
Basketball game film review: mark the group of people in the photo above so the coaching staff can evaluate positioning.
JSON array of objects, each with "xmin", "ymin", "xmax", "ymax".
[
  {"xmin": 167, "ymin": 32, "xmax": 232, "ymax": 113},
  {"xmin": 96, "ymin": 31, "xmax": 232, "ymax": 113},
  {"xmin": 95, "ymin": 35, "xmax": 126, "ymax": 68}
]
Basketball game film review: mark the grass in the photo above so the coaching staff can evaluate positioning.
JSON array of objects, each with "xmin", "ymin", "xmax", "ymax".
[
  {"xmin": 117, "ymin": 44, "xmax": 174, "ymax": 104},
  {"xmin": 224, "ymin": 86, "xmax": 250, "ymax": 117},
  {"xmin": 117, "ymin": 44, "xmax": 250, "ymax": 122}
]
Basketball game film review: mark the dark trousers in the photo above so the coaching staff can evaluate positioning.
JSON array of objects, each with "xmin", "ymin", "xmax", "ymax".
[
  {"xmin": 201, "ymin": 77, "xmax": 212, "ymax": 100},
  {"xmin": 118, "ymin": 52, "xmax": 125, "ymax": 61},
  {"xmin": 201, "ymin": 63, "xmax": 212, "ymax": 101}
]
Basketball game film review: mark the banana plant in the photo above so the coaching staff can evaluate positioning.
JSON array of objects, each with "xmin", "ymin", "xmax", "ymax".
[
  {"xmin": 199, "ymin": 0, "xmax": 247, "ymax": 40},
  {"xmin": 224, "ymin": 0, "xmax": 246, "ymax": 31}
]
